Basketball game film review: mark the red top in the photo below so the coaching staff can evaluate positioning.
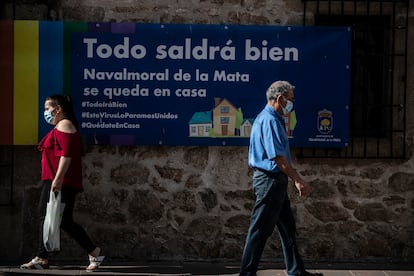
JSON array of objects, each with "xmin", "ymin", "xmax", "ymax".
[{"xmin": 38, "ymin": 128, "xmax": 83, "ymax": 192}]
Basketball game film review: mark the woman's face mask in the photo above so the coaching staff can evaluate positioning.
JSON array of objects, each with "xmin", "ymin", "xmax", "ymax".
[{"xmin": 43, "ymin": 109, "xmax": 55, "ymax": 125}]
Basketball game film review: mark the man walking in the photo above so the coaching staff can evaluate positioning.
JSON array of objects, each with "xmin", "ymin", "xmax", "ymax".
[{"xmin": 240, "ymin": 81, "xmax": 323, "ymax": 276}]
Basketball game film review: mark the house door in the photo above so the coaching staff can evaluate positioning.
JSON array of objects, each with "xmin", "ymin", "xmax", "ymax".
[
  {"xmin": 221, "ymin": 125, "xmax": 228, "ymax": 136},
  {"xmin": 244, "ymin": 126, "xmax": 251, "ymax": 137},
  {"xmin": 198, "ymin": 126, "xmax": 204, "ymax": 136}
]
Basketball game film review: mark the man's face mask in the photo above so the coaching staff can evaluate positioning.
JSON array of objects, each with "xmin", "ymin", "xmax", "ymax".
[{"xmin": 282, "ymin": 97, "xmax": 294, "ymax": 115}]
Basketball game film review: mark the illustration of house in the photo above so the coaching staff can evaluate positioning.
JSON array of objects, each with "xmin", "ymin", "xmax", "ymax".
[
  {"xmin": 240, "ymin": 118, "xmax": 255, "ymax": 137},
  {"xmin": 212, "ymin": 98, "xmax": 241, "ymax": 137},
  {"xmin": 188, "ymin": 111, "xmax": 212, "ymax": 137},
  {"xmin": 188, "ymin": 98, "xmax": 296, "ymax": 139},
  {"xmin": 188, "ymin": 98, "xmax": 256, "ymax": 138}
]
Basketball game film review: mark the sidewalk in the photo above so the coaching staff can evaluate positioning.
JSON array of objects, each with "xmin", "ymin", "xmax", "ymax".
[{"xmin": 1, "ymin": 262, "xmax": 414, "ymax": 276}]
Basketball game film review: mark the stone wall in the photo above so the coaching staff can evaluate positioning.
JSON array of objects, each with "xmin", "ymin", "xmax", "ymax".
[{"xmin": 1, "ymin": 0, "xmax": 414, "ymax": 265}]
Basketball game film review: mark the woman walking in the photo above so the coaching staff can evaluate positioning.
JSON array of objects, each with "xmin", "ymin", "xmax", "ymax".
[{"xmin": 20, "ymin": 94, "xmax": 105, "ymax": 272}]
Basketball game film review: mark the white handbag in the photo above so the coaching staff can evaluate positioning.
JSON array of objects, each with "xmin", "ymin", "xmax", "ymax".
[{"xmin": 43, "ymin": 191, "xmax": 65, "ymax": 252}]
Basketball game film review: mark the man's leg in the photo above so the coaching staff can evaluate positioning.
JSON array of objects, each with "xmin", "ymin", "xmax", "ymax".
[
  {"xmin": 240, "ymin": 172, "xmax": 288, "ymax": 276},
  {"xmin": 276, "ymin": 196, "xmax": 305, "ymax": 276}
]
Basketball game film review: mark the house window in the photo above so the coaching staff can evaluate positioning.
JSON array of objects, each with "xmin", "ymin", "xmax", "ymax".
[
  {"xmin": 301, "ymin": 0, "xmax": 408, "ymax": 159},
  {"xmin": 220, "ymin": 106, "xmax": 230, "ymax": 113},
  {"xmin": 221, "ymin": 117, "xmax": 230, "ymax": 124}
]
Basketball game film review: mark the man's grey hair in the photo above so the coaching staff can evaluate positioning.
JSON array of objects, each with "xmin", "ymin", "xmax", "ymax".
[{"xmin": 266, "ymin": 80, "xmax": 294, "ymax": 101}]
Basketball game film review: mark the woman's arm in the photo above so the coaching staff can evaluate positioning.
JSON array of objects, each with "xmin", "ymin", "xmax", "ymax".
[
  {"xmin": 52, "ymin": 119, "xmax": 76, "ymax": 191},
  {"xmin": 52, "ymin": 156, "xmax": 72, "ymax": 192}
]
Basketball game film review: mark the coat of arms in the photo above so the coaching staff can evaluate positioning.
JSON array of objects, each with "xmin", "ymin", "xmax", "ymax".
[{"xmin": 318, "ymin": 109, "xmax": 333, "ymax": 134}]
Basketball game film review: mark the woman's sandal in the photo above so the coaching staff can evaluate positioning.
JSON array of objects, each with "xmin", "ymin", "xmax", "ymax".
[
  {"xmin": 20, "ymin": 257, "xmax": 49, "ymax": 269},
  {"xmin": 86, "ymin": 254, "xmax": 105, "ymax": 272}
]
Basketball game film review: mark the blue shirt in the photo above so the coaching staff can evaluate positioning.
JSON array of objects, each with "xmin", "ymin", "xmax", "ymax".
[{"xmin": 248, "ymin": 105, "xmax": 291, "ymax": 173}]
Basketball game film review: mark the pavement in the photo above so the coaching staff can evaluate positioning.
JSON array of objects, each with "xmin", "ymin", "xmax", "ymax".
[{"xmin": 1, "ymin": 262, "xmax": 414, "ymax": 276}]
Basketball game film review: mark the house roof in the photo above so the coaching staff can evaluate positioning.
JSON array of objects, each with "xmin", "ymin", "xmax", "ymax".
[
  {"xmin": 242, "ymin": 118, "xmax": 255, "ymax": 125},
  {"xmin": 214, "ymin": 98, "xmax": 237, "ymax": 110},
  {"xmin": 189, "ymin": 111, "xmax": 212, "ymax": 124}
]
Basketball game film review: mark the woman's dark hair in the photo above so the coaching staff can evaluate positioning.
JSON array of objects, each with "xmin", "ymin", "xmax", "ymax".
[{"xmin": 46, "ymin": 94, "xmax": 79, "ymax": 130}]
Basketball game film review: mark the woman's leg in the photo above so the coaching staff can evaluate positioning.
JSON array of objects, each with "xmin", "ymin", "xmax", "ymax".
[
  {"xmin": 21, "ymin": 181, "xmax": 50, "ymax": 269},
  {"xmin": 36, "ymin": 181, "xmax": 51, "ymax": 259},
  {"xmin": 60, "ymin": 186, "xmax": 96, "ymax": 254}
]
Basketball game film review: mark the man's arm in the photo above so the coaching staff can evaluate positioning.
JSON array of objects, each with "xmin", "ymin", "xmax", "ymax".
[{"xmin": 274, "ymin": 155, "xmax": 311, "ymax": 197}]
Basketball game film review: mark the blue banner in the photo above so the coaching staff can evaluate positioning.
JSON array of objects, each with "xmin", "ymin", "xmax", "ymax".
[{"xmin": 70, "ymin": 23, "xmax": 351, "ymax": 147}]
